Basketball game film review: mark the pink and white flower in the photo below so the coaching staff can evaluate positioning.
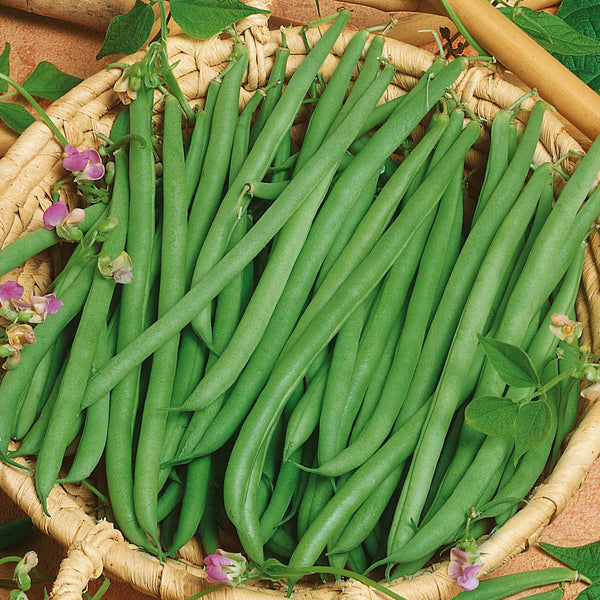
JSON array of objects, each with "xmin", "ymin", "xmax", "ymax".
[
  {"xmin": 204, "ymin": 550, "xmax": 247, "ymax": 586},
  {"xmin": 63, "ymin": 145, "xmax": 105, "ymax": 181},
  {"xmin": 448, "ymin": 547, "xmax": 482, "ymax": 591},
  {"xmin": 43, "ymin": 201, "xmax": 85, "ymax": 232},
  {"xmin": 0, "ymin": 281, "xmax": 24, "ymax": 302},
  {"xmin": 549, "ymin": 313, "xmax": 582, "ymax": 345}
]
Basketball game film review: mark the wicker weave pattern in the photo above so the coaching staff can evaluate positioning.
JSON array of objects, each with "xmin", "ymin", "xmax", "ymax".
[{"xmin": 0, "ymin": 16, "xmax": 598, "ymax": 600}]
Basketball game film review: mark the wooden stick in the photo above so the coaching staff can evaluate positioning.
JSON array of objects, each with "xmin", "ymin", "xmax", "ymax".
[
  {"xmin": 347, "ymin": 0, "xmax": 446, "ymax": 15},
  {"xmin": 0, "ymin": 0, "xmax": 135, "ymax": 31},
  {"xmin": 427, "ymin": 0, "xmax": 600, "ymax": 140}
]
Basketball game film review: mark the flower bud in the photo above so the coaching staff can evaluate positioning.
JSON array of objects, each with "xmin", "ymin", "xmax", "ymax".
[
  {"xmin": 97, "ymin": 215, "xmax": 120, "ymax": 234},
  {"xmin": 0, "ymin": 344, "xmax": 15, "ymax": 357},
  {"xmin": 104, "ymin": 161, "xmax": 115, "ymax": 186},
  {"xmin": 583, "ymin": 364, "xmax": 598, "ymax": 382},
  {"xmin": 13, "ymin": 552, "xmax": 37, "ymax": 591}
]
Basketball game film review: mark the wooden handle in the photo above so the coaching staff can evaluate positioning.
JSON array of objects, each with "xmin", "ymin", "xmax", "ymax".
[{"xmin": 427, "ymin": 0, "xmax": 600, "ymax": 140}]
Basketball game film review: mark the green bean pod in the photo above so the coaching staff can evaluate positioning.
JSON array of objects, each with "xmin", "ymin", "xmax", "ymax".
[
  {"xmin": 452, "ymin": 569, "xmax": 577, "ymax": 600},
  {"xmin": 389, "ymin": 162, "xmax": 552, "ymax": 553},
  {"xmin": 134, "ymin": 94, "xmax": 188, "ymax": 540},
  {"xmin": 472, "ymin": 109, "xmax": 512, "ymax": 223},
  {"xmin": 189, "ymin": 13, "xmax": 351, "ymax": 345},
  {"xmin": 283, "ymin": 358, "xmax": 329, "ymax": 461},
  {"xmin": 13, "ymin": 325, "xmax": 71, "ymax": 440},
  {"xmin": 0, "ymin": 260, "xmax": 95, "ymax": 467},
  {"xmin": 81, "ymin": 60, "xmax": 433, "ymax": 415},
  {"xmin": 250, "ymin": 45, "xmax": 290, "ymax": 146},
  {"xmin": 226, "ymin": 124, "xmax": 480, "ymax": 562},
  {"xmin": 0, "ymin": 204, "xmax": 105, "ymax": 278},
  {"xmin": 185, "ymin": 78, "xmax": 220, "ymax": 206},
  {"xmin": 168, "ymin": 456, "xmax": 210, "ymax": 554},
  {"xmin": 185, "ymin": 44, "xmax": 249, "ymax": 288},
  {"xmin": 396, "ymin": 102, "xmax": 546, "ymax": 451},
  {"xmin": 57, "ymin": 323, "xmax": 113, "ymax": 484},
  {"xmin": 106, "ymin": 86, "xmax": 157, "ymax": 551}
]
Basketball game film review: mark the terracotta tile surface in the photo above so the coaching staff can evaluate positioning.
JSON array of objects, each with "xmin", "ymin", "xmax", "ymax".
[{"xmin": 1, "ymin": 2, "xmax": 599, "ymax": 599}]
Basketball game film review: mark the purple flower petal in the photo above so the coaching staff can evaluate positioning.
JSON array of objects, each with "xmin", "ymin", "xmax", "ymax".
[
  {"xmin": 457, "ymin": 564, "xmax": 482, "ymax": 591},
  {"xmin": 205, "ymin": 565, "xmax": 232, "ymax": 584},
  {"xmin": 450, "ymin": 548, "xmax": 469, "ymax": 566},
  {"xmin": 204, "ymin": 554, "xmax": 233, "ymax": 568},
  {"xmin": 113, "ymin": 269, "xmax": 133, "ymax": 284},
  {"xmin": 0, "ymin": 281, "xmax": 24, "ymax": 302},
  {"xmin": 448, "ymin": 560, "xmax": 462, "ymax": 580},
  {"xmin": 44, "ymin": 201, "xmax": 68, "ymax": 230},
  {"xmin": 44, "ymin": 293, "xmax": 63, "ymax": 314},
  {"xmin": 65, "ymin": 208, "xmax": 85, "ymax": 226},
  {"xmin": 83, "ymin": 162, "xmax": 106, "ymax": 181},
  {"xmin": 63, "ymin": 145, "xmax": 90, "ymax": 172}
]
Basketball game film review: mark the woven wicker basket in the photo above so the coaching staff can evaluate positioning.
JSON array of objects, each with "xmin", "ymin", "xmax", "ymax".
[{"xmin": 1, "ymin": 4, "xmax": 600, "ymax": 600}]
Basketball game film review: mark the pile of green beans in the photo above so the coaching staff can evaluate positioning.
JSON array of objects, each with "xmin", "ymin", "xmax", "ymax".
[{"xmin": 3, "ymin": 11, "xmax": 600, "ymax": 587}]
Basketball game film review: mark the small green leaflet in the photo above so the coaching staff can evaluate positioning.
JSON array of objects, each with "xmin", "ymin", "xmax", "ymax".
[
  {"xmin": 540, "ymin": 539, "xmax": 600, "ymax": 582},
  {"xmin": 22, "ymin": 62, "xmax": 82, "ymax": 101},
  {"xmin": 97, "ymin": 0, "xmax": 155, "ymax": 60},
  {"xmin": 555, "ymin": 0, "xmax": 600, "ymax": 93},
  {"xmin": 170, "ymin": 0, "xmax": 269, "ymax": 40},
  {"xmin": 0, "ymin": 102, "xmax": 35, "ymax": 134},
  {"xmin": 465, "ymin": 396, "xmax": 519, "ymax": 435},
  {"xmin": 498, "ymin": 7, "xmax": 600, "ymax": 56},
  {"xmin": 478, "ymin": 334, "xmax": 540, "ymax": 388},
  {"xmin": 578, "ymin": 582, "xmax": 600, "ymax": 600},
  {"xmin": 0, "ymin": 43, "xmax": 10, "ymax": 93},
  {"xmin": 514, "ymin": 400, "xmax": 552, "ymax": 463}
]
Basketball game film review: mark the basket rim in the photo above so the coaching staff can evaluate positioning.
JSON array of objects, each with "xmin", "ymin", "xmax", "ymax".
[{"xmin": 0, "ymin": 22, "xmax": 597, "ymax": 600}]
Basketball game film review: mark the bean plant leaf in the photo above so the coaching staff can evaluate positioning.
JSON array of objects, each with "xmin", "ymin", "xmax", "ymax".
[
  {"xmin": 96, "ymin": 0, "xmax": 156, "ymax": 60},
  {"xmin": 22, "ymin": 62, "xmax": 82, "ymax": 101},
  {"xmin": 578, "ymin": 582, "xmax": 600, "ymax": 600},
  {"xmin": 0, "ymin": 101, "xmax": 35, "ymax": 133},
  {"xmin": 514, "ymin": 401, "xmax": 552, "ymax": 463},
  {"xmin": 170, "ymin": 0, "xmax": 269, "ymax": 39},
  {"xmin": 478, "ymin": 334, "xmax": 540, "ymax": 388},
  {"xmin": 498, "ymin": 7, "xmax": 600, "ymax": 56},
  {"xmin": 0, "ymin": 43, "xmax": 10, "ymax": 93},
  {"xmin": 554, "ymin": 0, "xmax": 600, "ymax": 93},
  {"xmin": 540, "ymin": 539, "xmax": 600, "ymax": 582},
  {"xmin": 465, "ymin": 396, "xmax": 519, "ymax": 436}
]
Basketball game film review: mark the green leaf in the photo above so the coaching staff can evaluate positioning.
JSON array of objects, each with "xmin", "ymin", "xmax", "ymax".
[
  {"xmin": 0, "ymin": 43, "xmax": 10, "ymax": 93},
  {"xmin": 0, "ymin": 518, "xmax": 32, "ymax": 550},
  {"xmin": 499, "ymin": 7, "xmax": 600, "ymax": 56},
  {"xmin": 578, "ymin": 582, "xmax": 600, "ymax": 600},
  {"xmin": 555, "ymin": 0, "xmax": 600, "ymax": 93},
  {"xmin": 96, "ymin": 0, "xmax": 155, "ymax": 60},
  {"xmin": 22, "ymin": 62, "xmax": 82, "ymax": 101},
  {"xmin": 0, "ymin": 102, "xmax": 35, "ymax": 133},
  {"xmin": 478, "ymin": 334, "xmax": 540, "ymax": 388},
  {"xmin": 170, "ymin": 0, "xmax": 269, "ymax": 39},
  {"xmin": 465, "ymin": 396, "xmax": 519, "ymax": 435},
  {"xmin": 514, "ymin": 401, "xmax": 552, "ymax": 462},
  {"xmin": 540, "ymin": 539, "xmax": 600, "ymax": 582}
]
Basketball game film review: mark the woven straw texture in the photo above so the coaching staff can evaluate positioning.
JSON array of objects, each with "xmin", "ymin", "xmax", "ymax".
[{"xmin": 0, "ymin": 6, "xmax": 599, "ymax": 600}]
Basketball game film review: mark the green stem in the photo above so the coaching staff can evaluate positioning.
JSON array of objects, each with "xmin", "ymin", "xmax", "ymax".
[
  {"xmin": 89, "ymin": 578, "xmax": 110, "ymax": 600},
  {"xmin": 0, "ymin": 557, "xmax": 23, "ymax": 566},
  {"xmin": 98, "ymin": 133, "xmax": 146, "ymax": 156},
  {"xmin": 185, "ymin": 584, "xmax": 226, "ymax": 600},
  {"xmin": 157, "ymin": 0, "xmax": 195, "ymax": 121},
  {"xmin": 0, "ymin": 73, "xmax": 67, "ymax": 146},
  {"xmin": 436, "ymin": 1, "xmax": 487, "ymax": 55},
  {"xmin": 0, "ymin": 91, "xmax": 17, "ymax": 101},
  {"xmin": 535, "ymin": 365, "xmax": 579, "ymax": 397}
]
